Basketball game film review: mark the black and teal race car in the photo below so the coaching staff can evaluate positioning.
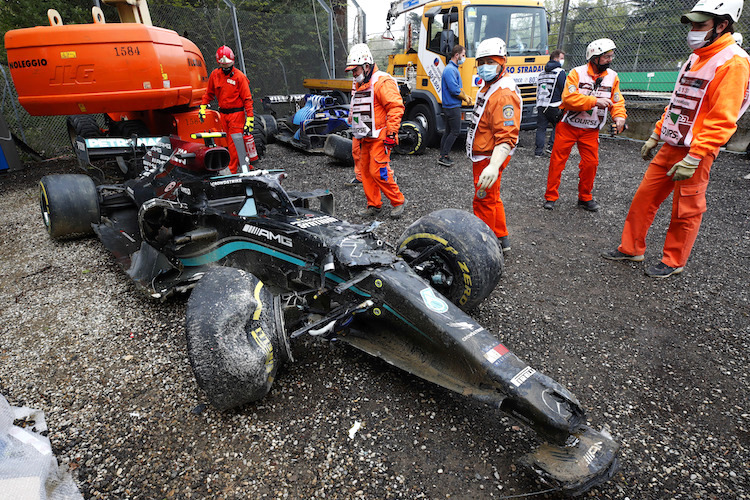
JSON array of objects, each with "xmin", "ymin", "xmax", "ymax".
[{"xmin": 39, "ymin": 133, "xmax": 618, "ymax": 496}]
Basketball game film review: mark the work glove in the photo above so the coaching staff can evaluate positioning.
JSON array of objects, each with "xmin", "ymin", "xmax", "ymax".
[
  {"xmin": 641, "ymin": 132, "xmax": 660, "ymax": 161},
  {"xmin": 198, "ymin": 104, "xmax": 207, "ymax": 123},
  {"xmin": 384, "ymin": 133, "xmax": 397, "ymax": 154},
  {"xmin": 477, "ymin": 143, "xmax": 511, "ymax": 191},
  {"xmin": 244, "ymin": 116, "xmax": 254, "ymax": 135},
  {"xmin": 667, "ymin": 154, "xmax": 701, "ymax": 181}
]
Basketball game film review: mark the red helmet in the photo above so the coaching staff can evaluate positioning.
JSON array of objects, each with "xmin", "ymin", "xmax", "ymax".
[{"xmin": 216, "ymin": 46, "xmax": 235, "ymax": 65}]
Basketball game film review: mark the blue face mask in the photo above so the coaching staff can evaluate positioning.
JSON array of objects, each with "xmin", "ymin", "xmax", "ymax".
[{"xmin": 478, "ymin": 64, "xmax": 499, "ymax": 82}]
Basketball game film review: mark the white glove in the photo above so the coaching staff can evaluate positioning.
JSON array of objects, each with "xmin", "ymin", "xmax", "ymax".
[
  {"xmin": 477, "ymin": 143, "xmax": 511, "ymax": 190},
  {"xmin": 667, "ymin": 154, "xmax": 701, "ymax": 181},
  {"xmin": 641, "ymin": 132, "xmax": 660, "ymax": 161}
]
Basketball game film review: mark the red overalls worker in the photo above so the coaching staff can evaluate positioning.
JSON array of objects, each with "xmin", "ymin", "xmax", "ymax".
[
  {"xmin": 346, "ymin": 43, "xmax": 407, "ymax": 219},
  {"xmin": 199, "ymin": 46, "xmax": 254, "ymax": 174},
  {"xmin": 465, "ymin": 37, "xmax": 521, "ymax": 253},
  {"xmin": 543, "ymin": 38, "xmax": 627, "ymax": 212},
  {"xmin": 603, "ymin": 0, "xmax": 750, "ymax": 278}
]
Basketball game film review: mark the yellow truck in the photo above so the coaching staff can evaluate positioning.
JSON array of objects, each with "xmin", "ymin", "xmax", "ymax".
[{"xmin": 305, "ymin": 0, "xmax": 550, "ymax": 147}]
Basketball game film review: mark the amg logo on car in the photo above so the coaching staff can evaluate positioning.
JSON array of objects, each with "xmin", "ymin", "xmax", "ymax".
[{"xmin": 243, "ymin": 224, "xmax": 293, "ymax": 247}]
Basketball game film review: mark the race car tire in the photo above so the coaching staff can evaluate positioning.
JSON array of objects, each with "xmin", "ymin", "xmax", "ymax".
[
  {"xmin": 39, "ymin": 174, "xmax": 100, "ymax": 239},
  {"xmin": 397, "ymin": 209, "xmax": 503, "ymax": 311},
  {"xmin": 323, "ymin": 133, "xmax": 354, "ymax": 166},
  {"xmin": 394, "ymin": 120, "xmax": 426, "ymax": 156},
  {"xmin": 66, "ymin": 115, "xmax": 100, "ymax": 152},
  {"xmin": 115, "ymin": 119, "xmax": 150, "ymax": 138},
  {"xmin": 186, "ymin": 266, "xmax": 283, "ymax": 410},
  {"xmin": 259, "ymin": 114, "xmax": 277, "ymax": 143},
  {"xmin": 252, "ymin": 128, "xmax": 267, "ymax": 160},
  {"xmin": 407, "ymin": 103, "xmax": 437, "ymax": 147}
]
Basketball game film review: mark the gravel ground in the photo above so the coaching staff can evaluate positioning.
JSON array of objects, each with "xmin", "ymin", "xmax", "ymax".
[{"xmin": 0, "ymin": 131, "xmax": 748, "ymax": 499}]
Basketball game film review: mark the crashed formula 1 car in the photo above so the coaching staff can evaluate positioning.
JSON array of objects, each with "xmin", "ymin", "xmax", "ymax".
[
  {"xmin": 39, "ymin": 133, "xmax": 619, "ymax": 496},
  {"xmin": 260, "ymin": 93, "xmax": 426, "ymax": 165}
]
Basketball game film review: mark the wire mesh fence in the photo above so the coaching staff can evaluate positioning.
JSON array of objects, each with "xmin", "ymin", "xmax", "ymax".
[{"xmin": 3, "ymin": 0, "xmax": 750, "ymax": 160}]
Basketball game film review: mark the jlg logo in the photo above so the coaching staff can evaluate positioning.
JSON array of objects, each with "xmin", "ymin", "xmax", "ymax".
[{"xmin": 49, "ymin": 65, "xmax": 95, "ymax": 85}]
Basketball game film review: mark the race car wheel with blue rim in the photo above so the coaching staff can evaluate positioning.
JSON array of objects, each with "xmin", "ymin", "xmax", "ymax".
[
  {"xmin": 407, "ymin": 103, "xmax": 437, "ymax": 147},
  {"xmin": 396, "ymin": 209, "xmax": 503, "ymax": 311},
  {"xmin": 394, "ymin": 120, "xmax": 426, "ymax": 155},
  {"xmin": 186, "ymin": 266, "xmax": 286, "ymax": 410},
  {"xmin": 39, "ymin": 174, "xmax": 100, "ymax": 239}
]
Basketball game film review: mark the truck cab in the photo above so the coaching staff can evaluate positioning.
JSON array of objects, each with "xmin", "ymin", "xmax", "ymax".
[{"xmin": 387, "ymin": 0, "xmax": 549, "ymax": 144}]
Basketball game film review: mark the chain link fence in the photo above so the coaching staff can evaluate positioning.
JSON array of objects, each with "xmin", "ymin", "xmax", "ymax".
[
  {"xmin": 4, "ymin": 0, "xmax": 750, "ymax": 160},
  {"xmin": 1, "ymin": 0, "xmax": 345, "ymax": 160},
  {"xmin": 546, "ymin": 0, "xmax": 750, "ymax": 147}
]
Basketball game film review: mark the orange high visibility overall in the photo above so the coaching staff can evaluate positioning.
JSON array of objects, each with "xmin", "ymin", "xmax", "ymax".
[
  {"xmin": 202, "ymin": 67, "xmax": 254, "ymax": 173},
  {"xmin": 466, "ymin": 70, "xmax": 521, "ymax": 238},
  {"xmin": 545, "ymin": 63, "xmax": 626, "ymax": 202},
  {"xmin": 618, "ymin": 34, "xmax": 750, "ymax": 268},
  {"xmin": 350, "ymin": 65, "xmax": 405, "ymax": 208}
]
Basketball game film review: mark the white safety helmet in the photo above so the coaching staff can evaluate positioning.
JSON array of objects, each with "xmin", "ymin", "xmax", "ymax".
[
  {"xmin": 681, "ymin": 0, "xmax": 743, "ymax": 23},
  {"xmin": 475, "ymin": 37, "xmax": 508, "ymax": 59},
  {"xmin": 734, "ymin": 32, "xmax": 744, "ymax": 45},
  {"xmin": 586, "ymin": 38, "xmax": 616, "ymax": 61},
  {"xmin": 345, "ymin": 43, "xmax": 373, "ymax": 70}
]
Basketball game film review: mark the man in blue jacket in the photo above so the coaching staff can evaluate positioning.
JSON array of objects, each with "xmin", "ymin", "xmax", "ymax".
[
  {"xmin": 439, "ymin": 44, "xmax": 473, "ymax": 167},
  {"xmin": 534, "ymin": 50, "xmax": 566, "ymax": 157}
]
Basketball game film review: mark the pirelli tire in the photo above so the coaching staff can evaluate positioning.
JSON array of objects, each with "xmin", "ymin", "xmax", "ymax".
[
  {"xmin": 186, "ymin": 266, "xmax": 286, "ymax": 410},
  {"xmin": 323, "ymin": 133, "xmax": 354, "ymax": 165},
  {"xmin": 394, "ymin": 120, "xmax": 426, "ymax": 155},
  {"xmin": 258, "ymin": 114, "xmax": 277, "ymax": 143},
  {"xmin": 39, "ymin": 174, "xmax": 100, "ymax": 239},
  {"xmin": 397, "ymin": 209, "xmax": 503, "ymax": 311}
]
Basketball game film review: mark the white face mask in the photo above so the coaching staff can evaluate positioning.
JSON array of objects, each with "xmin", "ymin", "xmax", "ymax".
[
  {"xmin": 559, "ymin": 58, "xmax": 565, "ymax": 67},
  {"xmin": 687, "ymin": 29, "xmax": 709, "ymax": 50},
  {"xmin": 354, "ymin": 73, "xmax": 365, "ymax": 84}
]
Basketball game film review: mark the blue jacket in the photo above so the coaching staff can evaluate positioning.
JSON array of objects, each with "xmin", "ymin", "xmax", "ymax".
[{"xmin": 441, "ymin": 61, "xmax": 463, "ymax": 109}]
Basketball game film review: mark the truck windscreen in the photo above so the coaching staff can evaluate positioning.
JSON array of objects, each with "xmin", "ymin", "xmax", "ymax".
[{"xmin": 464, "ymin": 6, "xmax": 548, "ymax": 57}]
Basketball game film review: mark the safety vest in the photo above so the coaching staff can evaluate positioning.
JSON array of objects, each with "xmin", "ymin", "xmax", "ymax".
[
  {"xmin": 660, "ymin": 44, "xmax": 750, "ymax": 147},
  {"xmin": 536, "ymin": 67, "xmax": 564, "ymax": 107},
  {"xmin": 466, "ymin": 75, "xmax": 521, "ymax": 162},
  {"xmin": 562, "ymin": 65, "xmax": 618, "ymax": 130},
  {"xmin": 351, "ymin": 71, "xmax": 392, "ymax": 139}
]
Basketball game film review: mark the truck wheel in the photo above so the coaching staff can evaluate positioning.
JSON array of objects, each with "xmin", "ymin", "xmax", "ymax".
[
  {"xmin": 397, "ymin": 209, "xmax": 503, "ymax": 311},
  {"xmin": 186, "ymin": 267, "xmax": 285, "ymax": 410},
  {"xmin": 324, "ymin": 134, "xmax": 354, "ymax": 165},
  {"xmin": 259, "ymin": 114, "xmax": 277, "ymax": 143},
  {"xmin": 116, "ymin": 119, "xmax": 150, "ymax": 138},
  {"xmin": 39, "ymin": 174, "xmax": 100, "ymax": 239},
  {"xmin": 66, "ymin": 115, "xmax": 100, "ymax": 152},
  {"xmin": 394, "ymin": 120, "xmax": 426, "ymax": 155},
  {"xmin": 407, "ymin": 103, "xmax": 437, "ymax": 147}
]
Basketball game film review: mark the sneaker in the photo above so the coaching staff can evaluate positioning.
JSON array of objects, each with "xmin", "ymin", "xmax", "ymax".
[
  {"xmin": 542, "ymin": 200, "xmax": 555, "ymax": 210},
  {"xmin": 498, "ymin": 235, "xmax": 511, "ymax": 253},
  {"xmin": 390, "ymin": 199, "xmax": 408, "ymax": 218},
  {"xmin": 545, "ymin": 147, "xmax": 553, "ymax": 154},
  {"xmin": 601, "ymin": 249, "xmax": 645, "ymax": 262},
  {"xmin": 437, "ymin": 156, "xmax": 454, "ymax": 167},
  {"xmin": 645, "ymin": 262, "xmax": 684, "ymax": 278},
  {"xmin": 577, "ymin": 199, "xmax": 600, "ymax": 212},
  {"xmin": 345, "ymin": 177, "xmax": 362, "ymax": 187},
  {"xmin": 358, "ymin": 205, "xmax": 382, "ymax": 217}
]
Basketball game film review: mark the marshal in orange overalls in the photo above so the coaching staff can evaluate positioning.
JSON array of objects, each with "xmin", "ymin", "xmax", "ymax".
[
  {"xmin": 617, "ymin": 33, "xmax": 750, "ymax": 268},
  {"xmin": 545, "ymin": 63, "xmax": 626, "ymax": 203},
  {"xmin": 201, "ymin": 67, "xmax": 254, "ymax": 174}
]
